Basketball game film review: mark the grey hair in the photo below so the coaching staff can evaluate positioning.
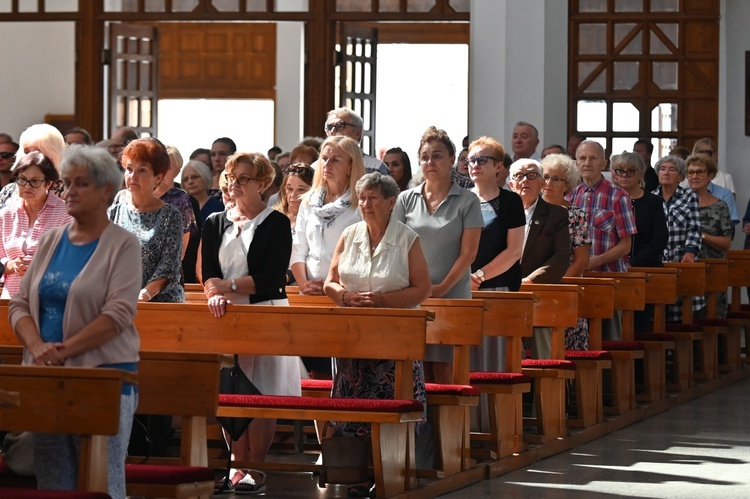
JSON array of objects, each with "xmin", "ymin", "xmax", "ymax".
[
  {"xmin": 514, "ymin": 121, "xmax": 539, "ymax": 139},
  {"xmin": 654, "ymin": 155, "xmax": 686, "ymax": 178},
  {"xmin": 611, "ymin": 151, "xmax": 645, "ymax": 173},
  {"xmin": 540, "ymin": 153, "xmax": 580, "ymax": 193},
  {"xmin": 509, "ymin": 158, "xmax": 543, "ymax": 177},
  {"xmin": 327, "ymin": 107, "xmax": 363, "ymax": 129},
  {"xmin": 180, "ymin": 160, "xmax": 213, "ymax": 188},
  {"xmin": 355, "ymin": 172, "xmax": 400, "ymax": 200},
  {"xmin": 60, "ymin": 145, "xmax": 123, "ymax": 204}
]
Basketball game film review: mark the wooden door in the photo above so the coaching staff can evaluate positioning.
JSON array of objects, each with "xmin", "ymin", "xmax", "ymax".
[
  {"xmin": 109, "ymin": 23, "xmax": 159, "ymax": 138},
  {"xmin": 338, "ymin": 24, "xmax": 378, "ymax": 156}
]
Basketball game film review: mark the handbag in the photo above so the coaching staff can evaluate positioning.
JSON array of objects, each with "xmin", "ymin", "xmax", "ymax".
[
  {"xmin": 215, "ymin": 354, "xmax": 262, "ymax": 493},
  {"xmin": 1, "ymin": 431, "xmax": 35, "ymax": 476}
]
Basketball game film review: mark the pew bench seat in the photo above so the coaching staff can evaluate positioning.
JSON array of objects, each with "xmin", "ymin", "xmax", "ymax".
[
  {"xmin": 564, "ymin": 350, "xmax": 612, "ymax": 427},
  {"xmin": 125, "ymin": 464, "xmax": 214, "ymax": 498},
  {"xmin": 521, "ymin": 359, "xmax": 576, "ymax": 443},
  {"xmin": 0, "ymin": 489, "xmax": 111, "ymax": 499},
  {"xmin": 468, "ymin": 372, "xmax": 532, "ymax": 459},
  {"xmin": 217, "ymin": 394, "xmax": 423, "ymax": 498}
]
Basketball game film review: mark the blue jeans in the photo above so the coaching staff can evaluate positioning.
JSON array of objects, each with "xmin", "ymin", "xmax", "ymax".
[{"xmin": 33, "ymin": 392, "xmax": 138, "ymax": 499}]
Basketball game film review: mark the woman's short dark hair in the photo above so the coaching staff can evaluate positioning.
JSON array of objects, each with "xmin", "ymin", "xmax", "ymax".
[
  {"xmin": 212, "ymin": 137, "xmax": 237, "ymax": 154},
  {"xmin": 121, "ymin": 137, "xmax": 171, "ymax": 176},
  {"xmin": 13, "ymin": 151, "xmax": 59, "ymax": 182},
  {"xmin": 418, "ymin": 126, "xmax": 455, "ymax": 158}
]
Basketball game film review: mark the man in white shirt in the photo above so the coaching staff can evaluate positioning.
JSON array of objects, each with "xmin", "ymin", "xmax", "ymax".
[{"xmin": 318, "ymin": 107, "xmax": 389, "ymax": 175}]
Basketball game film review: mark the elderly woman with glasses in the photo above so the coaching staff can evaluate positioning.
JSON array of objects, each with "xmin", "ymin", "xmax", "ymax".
[
  {"xmin": 540, "ymin": 153, "xmax": 594, "ymax": 349},
  {"xmin": 393, "ymin": 126, "xmax": 483, "ymax": 383},
  {"xmin": 181, "ymin": 159, "xmax": 224, "ymax": 224},
  {"xmin": 687, "ymin": 154, "xmax": 733, "ymax": 317},
  {"xmin": 201, "ymin": 152, "xmax": 299, "ymax": 494},
  {"xmin": 0, "ymin": 152, "xmax": 72, "ymax": 298},
  {"xmin": 654, "ymin": 154, "xmax": 703, "ymax": 321}
]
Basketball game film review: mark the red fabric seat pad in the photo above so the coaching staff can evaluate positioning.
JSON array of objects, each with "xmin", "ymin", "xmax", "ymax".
[
  {"xmin": 601, "ymin": 340, "xmax": 645, "ymax": 351},
  {"xmin": 521, "ymin": 359, "xmax": 577, "ymax": 370},
  {"xmin": 300, "ymin": 379, "xmax": 333, "ymax": 390},
  {"xmin": 565, "ymin": 350, "xmax": 613, "ymax": 360},
  {"xmin": 219, "ymin": 394, "xmax": 423, "ymax": 413},
  {"xmin": 469, "ymin": 372, "xmax": 533, "ymax": 385},
  {"xmin": 424, "ymin": 383, "xmax": 480, "ymax": 396}
]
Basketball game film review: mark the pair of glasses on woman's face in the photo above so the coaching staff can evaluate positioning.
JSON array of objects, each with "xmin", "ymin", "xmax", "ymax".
[
  {"xmin": 225, "ymin": 174, "xmax": 257, "ymax": 186},
  {"xmin": 467, "ymin": 155, "xmax": 499, "ymax": 167},
  {"xmin": 614, "ymin": 168, "xmax": 639, "ymax": 178},
  {"xmin": 284, "ymin": 163, "xmax": 314, "ymax": 180},
  {"xmin": 0, "ymin": 152, "xmax": 15, "ymax": 160},
  {"xmin": 15, "ymin": 176, "xmax": 46, "ymax": 188}
]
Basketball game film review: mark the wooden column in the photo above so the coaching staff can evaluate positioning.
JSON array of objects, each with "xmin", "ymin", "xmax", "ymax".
[
  {"xmin": 304, "ymin": 0, "xmax": 336, "ymax": 138},
  {"xmin": 75, "ymin": 2, "xmax": 105, "ymax": 142}
]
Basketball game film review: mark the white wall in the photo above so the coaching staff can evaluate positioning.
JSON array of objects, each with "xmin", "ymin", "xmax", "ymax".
[
  {"xmin": 720, "ymin": 0, "xmax": 750, "ymax": 248},
  {"xmin": 469, "ymin": 0, "xmax": 568, "ymax": 151},
  {"xmin": 275, "ymin": 22, "xmax": 305, "ymax": 153},
  {"xmin": 0, "ymin": 22, "xmax": 75, "ymax": 139}
]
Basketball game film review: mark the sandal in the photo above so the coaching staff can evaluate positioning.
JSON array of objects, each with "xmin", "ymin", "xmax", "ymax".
[
  {"xmin": 213, "ymin": 476, "xmax": 234, "ymax": 493},
  {"xmin": 234, "ymin": 470, "xmax": 267, "ymax": 495}
]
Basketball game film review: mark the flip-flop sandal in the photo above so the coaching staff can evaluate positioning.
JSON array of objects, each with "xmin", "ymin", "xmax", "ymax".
[
  {"xmin": 346, "ymin": 482, "xmax": 375, "ymax": 498},
  {"xmin": 234, "ymin": 470, "xmax": 267, "ymax": 495},
  {"xmin": 213, "ymin": 476, "xmax": 234, "ymax": 493}
]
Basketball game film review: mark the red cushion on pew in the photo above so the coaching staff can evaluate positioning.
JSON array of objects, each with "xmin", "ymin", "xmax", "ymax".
[
  {"xmin": 565, "ymin": 350, "xmax": 612, "ymax": 360},
  {"xmin": 521, "ymin": 359, "xmax": 576, "ymax": 370},
  {"xmin": 601, "ymin": 340, "xmax": 644, "ymax": 351},
  {"xmin": 664, "ymin": 323, "xmax": 702, "ymax": 332},
  {"xmin": 635, "ymin": 332, "xmax": 677, "ymax": 342},
  {"xmin": 469, "ymin": 372, "xmax": 533, "ymax": 385},
  {"xmin": 425, "ymin": 383, "xmax": 480, "ymax": 396},
  {"xmin": 0, "ymin": 490, "xmax": 111, "ymax": 499},
  {"xmin": 300, "ymin": 379, "xmax": 333, "ymax": 390},
  {"xmin": 694, "ymin": 317, "xmax": 731, "ymax": 327},
  {"xmin": 219, "ymin": 394, "xmax": 424, "ymax": 413},
  {"xmin": 125, "ymin": 464, "xmax": 214, "ymax": 485}
]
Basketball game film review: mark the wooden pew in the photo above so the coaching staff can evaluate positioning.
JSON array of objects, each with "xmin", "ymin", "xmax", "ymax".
[
  {"xmin": 725, "ymin": 250, "xmax": 750, "ymax": 363},
  {"xmin": 0, "ymin": 365, "xmax": 136, "ymax": 494},
  {"xmin": 286, "ymin": 291, "xmax": 484, "ymax": 476},
  {"xmin": 470, "ymin": 291, "xmax": 535, "ymax": 459},
  {"xmin": 695, "ymin": 259, "xmax": 740, "ymax": 374},
  {"xmin": 582, "ymin": 272, "xmax": 646, "ymax": 414},
  {"xmin": 125, "ymin": 351, "xmax": 231, "ymax": 498},
  {"xmin": 517, "ymin": 284, "xmax": 579, "ymax": 443},
  {"xmin": 628, "ymin": 267, "xmax": 694, "ymax": 393},
  {"xmin": 561, "ymin": 277, "xmax": 614, "ymax": 427},
  {"xmin": 132, "ymin": 302, "xmax": 430, "ymax": 499}
]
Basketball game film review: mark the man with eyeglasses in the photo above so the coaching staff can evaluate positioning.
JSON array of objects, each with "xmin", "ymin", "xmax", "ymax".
[
  {"xmin": 319, "ymin": 107, "xmax": 388, "ymax": 175},
  {"xmin": 0, "ymin": 140, "xmax": 19, "ymax": 191},
  {"xmin": 107, "ymin": 126, "xmax": 138, "ymax": 168},
  {"xmin": 508, "ymin": 158, "xmax": 570, "ymax": 358}
]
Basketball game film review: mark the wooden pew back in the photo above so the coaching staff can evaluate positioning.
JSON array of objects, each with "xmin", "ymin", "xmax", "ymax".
[
  {"xmin": 663, "ymin": 262, "xmax": 706, "ymax": 323},
  {"xmin": 583, "ymin": 272, "xmax": 646, "ymax": 341},
  {"xmin": 726, "ymin": 250, "xmax": 750, "ymax": 312},
  {"xmin": 628, "ymin": 267, "xmax": 679, "ymax": 332},
  {"xmin": 562, "ymin": 277, "xmax": 615, "ymax": 349},
  {"xmin": 518, "ymin": 284, "xmax": 579, "ymax": 359},
  {"xmin": 472, "ymin": 291, "xmax": 535, "ymax": 373}
]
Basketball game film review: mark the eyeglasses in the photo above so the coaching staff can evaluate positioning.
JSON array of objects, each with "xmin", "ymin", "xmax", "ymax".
[
  {"xmin": 686, "ymin": 169, "xmax": 707, "ymax": 177},
  {"xmin": 467, "ymin": 155, "xmax": 498, "ymax": 167},
  {"xmin": 0, "ymin": 152, "xmax": 15, "ymax": 160},
  {"xmin": 284, "ymin": 163, "xmax": 315, "ymax": 180},
  {"xmin": 614, "ymin": 168, "xmax": 638, "ymax": 178},
  {"xmin": 324, "ymin": 121, "xmax": 358, "ymax": 134},
  {"xmin": 543, "ymin": 174, "xmax": 565, "ymax": 183},
  {"xmin": 419, "ymin": 152, "xmax": 448, "ymax": 165},
  {"xmin": 511, "ymin": 171, "xmax": 541, "ymax": 182},
  {"xmin": 696, "ymin": 149, "xmax": 715, "ymax": 157},
  {"xmin": 226, "ymin": 174, "xmax": 257, "ymax": 186},
  {"xmin": 15, "ymin": 176, "xmax": 46, "ymax": 188}
]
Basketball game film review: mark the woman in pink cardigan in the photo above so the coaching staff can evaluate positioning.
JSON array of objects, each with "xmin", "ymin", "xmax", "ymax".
[{"xmin": 9, "ymin": 145, "xmax": 141, "ymax": 499}]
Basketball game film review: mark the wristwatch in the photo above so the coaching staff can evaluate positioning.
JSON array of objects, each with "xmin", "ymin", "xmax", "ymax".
[
  {"xmin": 230, "ymin": 279, "xmax": 237, "ymax": 292},
  {"xmin": 476, "ymin": 269, "xmax": 486, "ymax": 282}
]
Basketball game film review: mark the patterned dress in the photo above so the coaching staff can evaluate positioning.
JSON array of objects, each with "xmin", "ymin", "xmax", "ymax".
[
  {"xmin": 697, "ymin": 199, "xmax": 733, "ymax": 318},
  {"xmin": 565, "ymin": 206, "xmax": 591, "ymax": 350}
]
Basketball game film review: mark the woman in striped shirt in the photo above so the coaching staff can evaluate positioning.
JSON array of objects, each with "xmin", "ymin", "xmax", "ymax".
[{"xmin": 0, "ymin": 151, "xmax": 72, "ymax": 298}]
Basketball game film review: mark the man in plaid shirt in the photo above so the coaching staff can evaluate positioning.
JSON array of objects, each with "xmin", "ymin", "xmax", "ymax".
[{"xmin": 566, "ymin": 141, "xmax": 637, "ymax": 273}]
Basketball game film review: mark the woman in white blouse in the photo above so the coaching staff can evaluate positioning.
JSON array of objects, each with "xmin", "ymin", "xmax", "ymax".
[
  {"xmin": 290, "ymin": 136, "xmax": 364, "ymax": 295},
  {"xmin": 324, "ymin": 173, "xmax": 431, "ymax": 496}
]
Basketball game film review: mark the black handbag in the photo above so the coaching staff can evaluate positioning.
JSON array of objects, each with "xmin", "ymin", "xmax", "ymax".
[
  {"xmin": 217, "ymin": 354, "xmax": 262, "ymax": 441},
  {"xmin": 215, "ymin": 354, "xmax": 262, "ymax": 493}
]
